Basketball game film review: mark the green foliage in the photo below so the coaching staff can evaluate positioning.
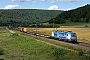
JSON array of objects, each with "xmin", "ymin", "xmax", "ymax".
[
  {"xmin": 88, "ymin": 52, "xmax": 90, "ymax": 60},
  {"xmin": 0, "ymin": 48, "xmax": 4, "ymax": 55},
  {"xmin": 0, "ymin": 59, "xmax": 4, "ymax": 60},
  {"xmin": 40, "ymin": 24, "xmax": 59, "ymax": 28},
  {"xmin": 52, "ymin": 48, "xmax": 67, "ymax": 60},
  {"xmin": 10, "ymin": 33, "xmax": 18, "ymax": 38},
  {"xmin": 49, "ymin": 4, "xmax": 90, "ymax": 24},
  {"xmin": 0, "ymin": 9, "xmax": 62, "ymax": 27},
  {"xmin": 78, "ymin": 51, "xmax": 90, "ymax": 60},
  {"xmin": 85, "ymin": 24, "xmax": 89, "ymax": 27},
  {"xmin": 12, "ymin": 33, "xmax": 18, "ymax": 36},
  {"xmin": 78, "ymin": 50, "xmax": 84, "ymax": 56}
]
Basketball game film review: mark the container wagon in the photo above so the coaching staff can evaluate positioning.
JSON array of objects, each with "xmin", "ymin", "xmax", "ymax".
[
  {"xmin": 20, "ymin": 28, "xmax": 28, "ymax": 33},
  {"xmin": 52, "ymin": 30, "xmax": 77, "ymax": 42}
]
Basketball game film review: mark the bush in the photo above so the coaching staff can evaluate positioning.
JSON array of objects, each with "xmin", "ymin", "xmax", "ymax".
[
  {"xmin": 85, "ymin": 24, "xmax": 88, "ymax": 27},
  {"xmin": 86, "ymin": 52, "xmax": 90, "ymax": 60},
  {"xmin": 12, "ymin": 33, "xmax": 18, "ymax": 37},
  {"xmin": 0, "ymin": 48, "xmax": 4, "ymax": 55},
  {"xmin": 52, "ymin": 48, "xmax": 66, "ymax": 60},
  {"xmin": 78, "ymin": 50, "xmax": 84, "ymax": 56},
  {"xmin": 0, "ymin": 59, "xmax": 4, "ymax": 60}
]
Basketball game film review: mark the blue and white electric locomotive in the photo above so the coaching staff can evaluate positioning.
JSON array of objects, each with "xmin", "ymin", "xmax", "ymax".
[{"xmin": 52, "ymin": 30, "xmax": 77, "ymax": 42}]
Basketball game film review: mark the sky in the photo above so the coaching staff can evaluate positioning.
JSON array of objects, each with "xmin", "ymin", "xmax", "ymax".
[{"xmin": 0, "ymin": 0, "xmax": 90, "ymax": 10}]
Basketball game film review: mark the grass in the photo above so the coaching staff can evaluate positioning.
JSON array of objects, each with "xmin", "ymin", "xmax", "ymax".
[
  {"xmin": 0, "ymin": 27, "xmax": 12, "ymax": 36},
  {"xmin": 0, "ymin": 27, "xmax": 90, "ymax": 60},
  {"xmin": 0, "ymin": 30, "xmax": 55, "ymax": 60},
  {"xmin": 3, "ymin": 36, "xmax": 55, "ymax": 60},
  {"xmin": 59, "ymin": 22, "xmax": 90, "ymax": 27},
  {"xmin": 40, "ymin": 22, "xmax": 90, "ymax": 28}
]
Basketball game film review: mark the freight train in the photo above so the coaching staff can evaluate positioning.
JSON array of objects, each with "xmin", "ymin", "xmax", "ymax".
[{"xmin": 20, "ymin": 27, "xmax": 77, "ymax": 42}]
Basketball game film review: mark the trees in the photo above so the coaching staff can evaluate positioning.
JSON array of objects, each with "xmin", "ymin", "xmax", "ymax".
[
  {"xmin": 0, "ymin": 9, "xmax": 62, "ymax": 26},
  {"xmin": 49, "ymin": 4, "xmax": 90, "ymax": 24},
  {"xmin": 86, "ymin": 13, "xmax": 90, "ymax": 22}
]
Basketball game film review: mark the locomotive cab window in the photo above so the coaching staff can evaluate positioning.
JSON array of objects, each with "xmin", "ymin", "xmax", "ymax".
[{"xmin": 71, "ymin": 33, "xmax": 76, "ymax": 37}]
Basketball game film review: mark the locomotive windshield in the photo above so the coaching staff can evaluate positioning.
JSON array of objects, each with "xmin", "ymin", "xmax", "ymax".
[{"xmin": 71, "ymin": 33, "xmax": 76, "ymax": 37}]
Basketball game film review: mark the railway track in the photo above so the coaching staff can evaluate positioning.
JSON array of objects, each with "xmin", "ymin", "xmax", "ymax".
[
  {"xmin": 16, "ymin": 29, "xmax": 90, "ymax": 51},
  {"xmin": 78, "ymin": 42, "xmax": 90, "ymax": 47}
]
